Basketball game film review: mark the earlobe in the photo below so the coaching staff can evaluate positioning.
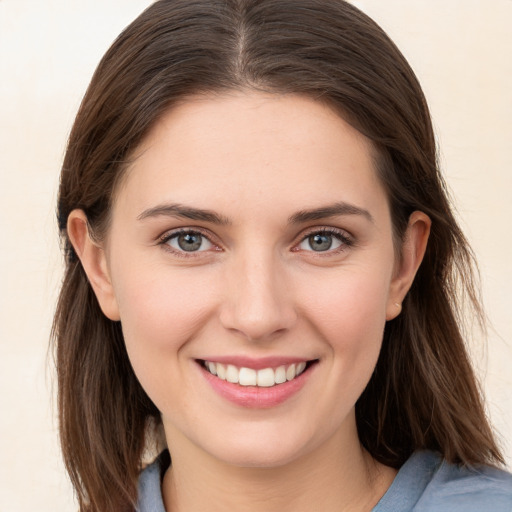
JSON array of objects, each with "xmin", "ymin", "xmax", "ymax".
[
  {"xmin": 67, "ymin": 210, "xmax": 121, "ymax": 321},
  {"xmin": 386, "ymin": 211, "xmax": 431, "ymax": 321}
]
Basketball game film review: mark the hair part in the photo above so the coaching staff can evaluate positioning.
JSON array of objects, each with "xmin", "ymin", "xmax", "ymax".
[{"xmin": 53, "ymin": 1, "xmax": 503, "ymax": 510}]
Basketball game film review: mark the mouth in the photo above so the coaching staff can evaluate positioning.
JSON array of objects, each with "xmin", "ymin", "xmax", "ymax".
[{"xmin": 198, "ymin": 359, "xmax": 318, "ymax": 388}]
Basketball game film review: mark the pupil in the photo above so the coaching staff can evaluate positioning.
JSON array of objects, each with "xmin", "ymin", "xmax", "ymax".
[
  {"xmin": 309, "ymin": 234, "xmax": 332, "ymax": 251},
  {"xmin": 178, "ymin": 233, "xmax": 202, "ymax": 251}
]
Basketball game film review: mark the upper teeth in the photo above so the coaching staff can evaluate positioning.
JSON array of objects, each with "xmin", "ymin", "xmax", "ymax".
[{"xmin": 204, "ymin": 361, "xmax": 307, "ymax": 387}]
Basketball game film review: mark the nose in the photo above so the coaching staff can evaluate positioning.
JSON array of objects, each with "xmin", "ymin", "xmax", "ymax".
[{"xmin": 219, "ymin": 250, "xmax": 297, "ymax": 342}]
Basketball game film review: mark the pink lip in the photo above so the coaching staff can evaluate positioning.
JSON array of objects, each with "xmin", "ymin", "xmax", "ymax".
[
  {"xmin": 198, "ymin": 360, "xmax": 316, "ymax": 409},
  {"xmin": 199, "ymin": 355, "xmax": 311, "ymax": 370}
]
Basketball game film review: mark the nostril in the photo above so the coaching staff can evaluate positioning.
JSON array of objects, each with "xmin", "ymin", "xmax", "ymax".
[{"xmin": 218, "ymin": 267, "xmax": 298, "ymax": 341}]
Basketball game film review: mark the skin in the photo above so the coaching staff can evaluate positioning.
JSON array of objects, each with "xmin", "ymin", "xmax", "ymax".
[{"xmin": 68, "ymin": 92, "xmax": 430, "ymax": 512}]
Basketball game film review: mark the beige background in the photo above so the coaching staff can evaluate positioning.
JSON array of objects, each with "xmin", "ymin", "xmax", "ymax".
[{"xmin": 0, "ymin": 1, "xmax": 510, "ymax": 509}]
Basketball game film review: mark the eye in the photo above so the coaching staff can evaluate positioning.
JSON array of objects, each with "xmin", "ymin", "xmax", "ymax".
[
  {"xmin": 296, "ymin": 229, "xmax": 352, "ymax": 253},
  {"xmin": 164, "ymin": 230, "xmax": 214, "ymax": 253}
]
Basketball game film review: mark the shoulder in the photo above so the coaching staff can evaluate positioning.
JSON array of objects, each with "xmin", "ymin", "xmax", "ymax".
[
  {"xmin": 420, "ymin": 455, "xmax": 512, "ymax": 511},
  {"xmin": 136, "ymin": 450, "xmax": 170, "ymax": 512},
  {"xmin": 373, "ymin": 451, "xmax": 512, "ymax": 512}
]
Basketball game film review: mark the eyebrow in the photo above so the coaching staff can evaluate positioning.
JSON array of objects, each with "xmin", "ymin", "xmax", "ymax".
[
  {"xmin": 137, "ymin": 201, "xmax": 373, "ymax": 225},
  {"xmin": 288, "ymin": 202, "xmax": 374, "ymax": 224},
  {"xmin": 137, "ymin": 203, "xmax": 232, "ymax": 225}
]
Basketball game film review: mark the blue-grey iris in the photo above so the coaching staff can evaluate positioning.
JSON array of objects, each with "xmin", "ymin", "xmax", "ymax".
[
  {"xmin": 308, "ymin": 233, "xmax": 333, "ymax": 251},
  {"xmin": 178, "ymin": 233, "xmax": 203, "ymax": 251}
]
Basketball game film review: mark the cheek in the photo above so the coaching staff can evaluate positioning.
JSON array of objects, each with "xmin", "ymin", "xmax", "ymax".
[
  {"xmin": 296, "ymin": 265, "xmax": 391, "ymax": 393},
  {"xmin": 111, "ymin": 263, "xmax": 218, "ymax": 402},
  {"xmin": 299, "ymin": 265, "xmax": 390, "ymax": 345},
  {"xmin": 114, "ymin": 260, "xmax": 216, "ymax": 340}
]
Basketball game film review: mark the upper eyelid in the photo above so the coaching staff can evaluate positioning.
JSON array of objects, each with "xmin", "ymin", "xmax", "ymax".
[
  {"xmin": 159, "ymin": 226, "xmax": 217, "ymax": 244},
  {"xmin": 300, "ymin": 225, "xmax": 349, "ymax": 235},
  {"xmin": 295, "ymin": 225, "xmax": 353, "ymax": 242}
]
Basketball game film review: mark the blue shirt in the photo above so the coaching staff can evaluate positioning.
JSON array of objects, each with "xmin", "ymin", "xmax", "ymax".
[{"xmin": 137, "ymin": 450, "xmax": 512, "ymax": 511}]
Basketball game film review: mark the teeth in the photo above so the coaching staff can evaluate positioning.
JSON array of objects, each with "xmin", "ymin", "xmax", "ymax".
[
  {"xmin": 204, "ymin": 361, "xmax": 309, "ymax": 387},
  {"xmin": 239, "ymin": 367, "xmax": 257, "ymax": 386},
  {"xmin": 216, "ymin": 363, "xmax": 226, "ymax": 380},
  {"xmin": 275, "ymin": 365, "xmax": 286, "ymax": 384},
  {"xmin": 207, "ymin": 361, "xmax": 217, "ymax": 375},
  {"xmin": 296, "ymin": 361, "xmax": 306, "ymax": 375},
  {"xmin": 226, "ymin": 364, "xmax": 239, "ymax": 383},
  {"xmin": 257, "ymin": 368, "xmax": 275, "ymax": 387}
]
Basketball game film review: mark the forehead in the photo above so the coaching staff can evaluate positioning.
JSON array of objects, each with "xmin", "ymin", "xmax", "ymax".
[{"xmin": 114, "ymin": 92, "xmax": 387, "ymax": 221}]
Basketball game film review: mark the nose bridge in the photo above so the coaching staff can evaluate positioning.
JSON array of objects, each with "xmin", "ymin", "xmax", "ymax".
[{"xmin": 220, "ymin": 245, "xmax": 296, "ymax": 341}]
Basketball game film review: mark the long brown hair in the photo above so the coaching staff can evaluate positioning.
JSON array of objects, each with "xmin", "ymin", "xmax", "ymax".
[{"xmin": 52, "ymin": 0, "xmax": 503, "ymax": 510}]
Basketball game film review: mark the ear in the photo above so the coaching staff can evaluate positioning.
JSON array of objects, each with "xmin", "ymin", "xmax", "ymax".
[
  {"xmin": 67, "ymin": 209, "xmax": 121, "ymax": 321},
  {"xmin": 386, "ymin": 211, "xmax": 431, "ymax": 321}
]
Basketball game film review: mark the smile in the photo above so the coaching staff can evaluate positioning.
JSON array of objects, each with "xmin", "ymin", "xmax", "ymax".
[
  {"xmin": 198, "ymin": 358, "xmax": 318, "ymax": 408},
  {"xmin": 203, "ymin": 360, "xmax": 308, "ymax": 387}
]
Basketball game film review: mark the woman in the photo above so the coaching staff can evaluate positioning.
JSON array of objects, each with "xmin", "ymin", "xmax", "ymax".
[{"xmin": 53, "ymin": 0, "xmax": 512, "ymax": 510}]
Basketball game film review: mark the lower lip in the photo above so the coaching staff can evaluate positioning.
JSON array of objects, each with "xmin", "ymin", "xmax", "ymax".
[{"xmin": 199, "ymin": 362, "xmax": 315, "ymax": 409}]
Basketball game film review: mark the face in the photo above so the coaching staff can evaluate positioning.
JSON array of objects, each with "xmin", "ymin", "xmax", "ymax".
[{"xmin": 89, "ymin": 92, "xmax": 415, "ymax": 468}]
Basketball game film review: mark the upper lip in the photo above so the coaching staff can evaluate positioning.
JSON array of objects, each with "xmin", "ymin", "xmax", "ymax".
[{"xmin": 197, "ymin": 356, "xmax": 316, "ymax": 370}]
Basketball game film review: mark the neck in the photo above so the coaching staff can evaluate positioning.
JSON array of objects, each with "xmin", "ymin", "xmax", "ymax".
[{"xmin": 161, "ymin": 421, "xmax": 396, "ymax": 512}]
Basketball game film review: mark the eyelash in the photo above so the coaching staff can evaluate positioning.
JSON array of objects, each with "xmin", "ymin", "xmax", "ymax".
[
  {"xmin": 294, "ymin": 227, "xmax": 354, "ymax": 255},
  {"xmin": 158, "ymin": 228, "xmax": 220, "ymax": 258},
  {"xmin": 158, "ymin": 226, "xmax": 354, "ymax": 257}
]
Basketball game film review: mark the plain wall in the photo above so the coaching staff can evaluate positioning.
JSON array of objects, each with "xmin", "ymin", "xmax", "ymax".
[{"xmin": 0, "ymin": 1, "xmax": 510, "ymax": 509}]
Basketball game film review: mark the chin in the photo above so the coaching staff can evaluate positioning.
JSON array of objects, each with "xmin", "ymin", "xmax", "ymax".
[
  {"xmin": 214, "ymin": 447, "xmax": 300, "ymax": 469},
  {"xmin": 203, "ymin": 428, "xmax": 317, "ymax": 469}
]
